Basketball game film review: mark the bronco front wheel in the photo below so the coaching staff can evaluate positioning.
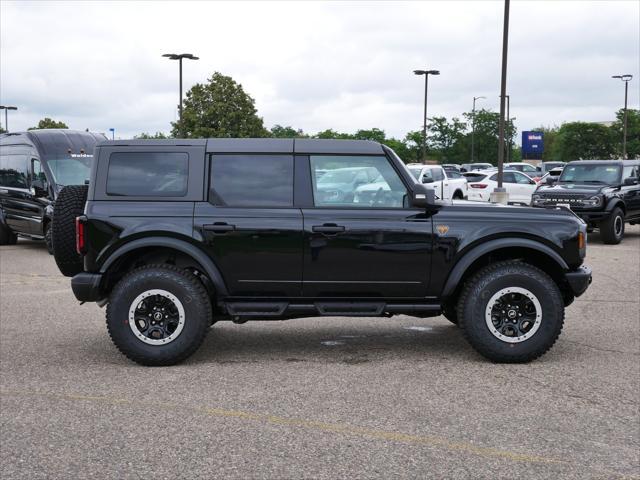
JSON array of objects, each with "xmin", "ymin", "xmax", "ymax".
[{"xmin": 457, "ymin": 261, "xmax": 564, "ymax": 363}]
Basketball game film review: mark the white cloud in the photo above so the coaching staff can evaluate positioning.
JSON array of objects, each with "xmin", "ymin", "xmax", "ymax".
[{"xmin": 1, "ymin": 0, "xmax": 638, "ymax": 141}]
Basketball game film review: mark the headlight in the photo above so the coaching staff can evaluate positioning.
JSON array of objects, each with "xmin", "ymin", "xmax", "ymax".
[
  {"xmin": 531, "ymin": 194, "xmax": 545, "ymax": 206},
  {"xmin": 582, "ymin": 195, "xmax": 603, "ymax": 208}
]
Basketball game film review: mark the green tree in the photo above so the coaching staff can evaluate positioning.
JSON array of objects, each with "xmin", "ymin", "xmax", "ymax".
[
  {"xmin": 532, "ymin": 126, "xmax": 560, "ymax": 161},
  {"xmin": 28, "ymin": 118, "xmax": 68, "ymax": 130},
  {"xmin": 0, "ymin": 126, "xmax": 6, "ymax": 134},
  {"xmin": 134, "ymin": 131, "xmax": 169, "ymax": 139},
  {"xmin": 552, "ymin": 122, "xmax": 615, "ymax": 161},
  {"xmin": 172, "ymin": 72, "xmax": 268, "ymax": 138},
  {"xmin": 313, "ymin": 129, "xmax": 354, "ymax": 140},
  {"xmin": 427, "ymin": 116, "xmax": 468, "ymax": 163},
  {"xmin": 269, "ymin": 125, "xmax": 307, "ymax": 138},
  {"xmin": 461, "ymin": 109, "xmax": 516, "ymax": 165},
  {"xmin": 611, "ymin": 108, "xmax": 640, "ymax": 159}
]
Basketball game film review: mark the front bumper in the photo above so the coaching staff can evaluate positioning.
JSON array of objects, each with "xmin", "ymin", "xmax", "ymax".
[
  {"xmin": 71, "ymin": 272, "xmax": 104, "ymax": 302},
  {"xmin": 565, "ymin": 265, "xmax": 592, "ymax": 297}
]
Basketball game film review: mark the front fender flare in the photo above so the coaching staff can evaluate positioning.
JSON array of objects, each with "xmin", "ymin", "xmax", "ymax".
[
  {"xmin": 99, "ymin": 237, "xmax": 229, "ymax": 296},
  {"xmin": 441, "ymin": 238, "xmax": 569, "ymax": 298}
]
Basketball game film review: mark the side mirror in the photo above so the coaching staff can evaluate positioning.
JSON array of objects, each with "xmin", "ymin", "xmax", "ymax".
[
  {"xmin": 31, "ymin": 180, "xmax": 48, "ymax": 197},
  {"xmin": 411, "ymin": 183, "xmax": 436, "ymax": 207},
  {"xmin": 422, "ymin": 177, "xmax": 434, "ymax": 184},
  {"xmin": 623, "ymin": 176, "xmax": 638, "ymax": 186},
  {"xmin": 545, "ymin": 176, "xmax": 556, "ymax": 185}
]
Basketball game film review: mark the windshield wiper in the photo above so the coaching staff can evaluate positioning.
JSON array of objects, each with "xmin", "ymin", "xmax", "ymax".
[{"xmin": 581, "ymin": 180, "xmax": 606, "ymax": 184}]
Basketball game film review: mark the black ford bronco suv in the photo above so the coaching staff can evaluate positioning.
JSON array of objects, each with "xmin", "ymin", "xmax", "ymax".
[
  {"xmin": 0, "ymin": 130, "xmax": 104, "ymax": 251},
  {"xmin": 51, "ymin": 139, "xmax": 592, "ymax": 366},
  {"xmin": 532, "ymin": 160, "xmax": 640, "ymax": 244}
]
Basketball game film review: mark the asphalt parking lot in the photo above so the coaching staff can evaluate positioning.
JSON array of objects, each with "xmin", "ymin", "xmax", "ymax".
[{"xmin": 1, "ymin": 227, "xmax": 639, "ymax": 479}]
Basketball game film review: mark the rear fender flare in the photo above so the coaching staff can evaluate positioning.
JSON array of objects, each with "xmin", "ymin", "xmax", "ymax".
[
  {"xmin": 99, "ymin": 237, "xmax": 229, "ymax": 296},
  {"xmin": 441, "ymin": 238, "xmax": 569, "ymax": 298}
]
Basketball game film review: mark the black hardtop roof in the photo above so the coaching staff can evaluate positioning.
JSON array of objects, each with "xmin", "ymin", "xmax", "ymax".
[
  {"xmin": 566, "ymin": 159, "xmax": 640, "ymax": 166},
  {"xmin": 97, "ymin": 138, "xmax": 385, "ymax": 155},
  {"xmin": 0, "ymin": 129, "xmax": 106, "ymax": 158}
]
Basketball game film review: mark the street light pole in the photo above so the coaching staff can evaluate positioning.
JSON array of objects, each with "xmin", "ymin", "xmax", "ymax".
[
  {"xmin": 414, "ymin": 69, "xmax": 440, "ymax": 163},
  {"xmin": 495, "ymin": 0, "xmax": 510, "ymax": 200},
  {"xmin": 612, "ymin": 74, "xmax": 633, "ymax": 159},
  {"xmin": 0, "ymin": 106, "xmax": 18, "ymax": 133},
  {"xmin": 163, "ymin": 53, "xmax": 199, "ymax": 126},
  {"xmin": 471, "ymin": 96, "xmax": 486, "ymax": 162}
]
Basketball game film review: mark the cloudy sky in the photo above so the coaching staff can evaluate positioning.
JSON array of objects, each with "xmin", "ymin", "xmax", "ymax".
[{"xmin": 1, "ymin": 1, "xmax": 639, "ymax": 142}]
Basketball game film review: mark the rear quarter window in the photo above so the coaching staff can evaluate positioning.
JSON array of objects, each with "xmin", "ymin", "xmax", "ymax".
[{"xmin": 106, "ymin": 152, "xmax": 188, "ymax": 197}]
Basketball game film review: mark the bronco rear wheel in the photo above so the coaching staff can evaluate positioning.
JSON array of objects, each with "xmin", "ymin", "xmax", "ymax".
[
  {"xmin": 106, "ymin": 265, "xmax": 211, "ymax": 366},
  {"xmin": 457, "ymin": 260, "xmax": 564, "ymax": 363},
  {"xmin": 52, "ymin": 185, "xmax": 88, "ymax": 276}
]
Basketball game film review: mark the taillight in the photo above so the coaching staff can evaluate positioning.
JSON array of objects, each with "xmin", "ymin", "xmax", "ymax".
[
  {"xmin": 76, "ymin": 216, "xmax": 86, "ymax": 255},
  {"xmin": 470, "ymin": 184, "xmax": 488, "ymax": 189}
]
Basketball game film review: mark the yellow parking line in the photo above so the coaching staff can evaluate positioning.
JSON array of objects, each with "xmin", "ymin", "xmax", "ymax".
[{"xmin": 2, "ymin": 389, "xmax": 637, "ymax": 479}]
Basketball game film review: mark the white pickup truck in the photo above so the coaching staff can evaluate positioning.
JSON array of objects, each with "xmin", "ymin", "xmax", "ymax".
[{"xmin": 406, "ymin": 164, "xmax": 468, "ymax": 200}]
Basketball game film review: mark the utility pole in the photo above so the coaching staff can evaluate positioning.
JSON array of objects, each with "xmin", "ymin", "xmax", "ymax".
[
  {"xmin": 471, "ymin": 96, "xmax": 486, "ymax": 162},
  {"xmin": 0, "ymin": 106, "xmax": 18, "ymax": 133},
  {"xmin": 163, "ymin": 53, "xmax": 199, "ymax": 126},
  {"xmin": 413, "ymin": 69, "xmax": 440, "ymax": 163},
  {"xmin": 612, "ymin": 74, "xmax": 633, "ymax": 159},
  {"xmin": 492, "ymin": 0, "xmax": 510, "ymax": 204}
]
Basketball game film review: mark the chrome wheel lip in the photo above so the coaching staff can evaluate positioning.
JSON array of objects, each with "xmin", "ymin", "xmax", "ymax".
[
  {"xmin": 614, "ymin": 216, "xmax": 623, "ymax": 236},
  {"xmin": 128, "ymin": 289, "xmax": 185, "ymax": 346},
  {"xmin": 485, "ymin": 287, "xmax": 542, "ymax": 344}
]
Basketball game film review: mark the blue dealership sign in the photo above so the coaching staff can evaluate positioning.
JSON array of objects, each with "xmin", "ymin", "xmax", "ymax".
[{"xmin": 522, "ymin": 131, "xmax": 544, "ymax": 157}]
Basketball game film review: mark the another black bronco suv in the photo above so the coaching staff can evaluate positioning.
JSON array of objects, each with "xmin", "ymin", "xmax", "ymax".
[
  {"xmin": 532, "ymin": 160, "xmax": 640, "ymax": 244},
  {"xmin": 0, "ymin": 129, "xmax": 105, "ymax": 251},
  {"xmin": 52, "ymin": 139, "xmax": 592, "ymax": 366}
]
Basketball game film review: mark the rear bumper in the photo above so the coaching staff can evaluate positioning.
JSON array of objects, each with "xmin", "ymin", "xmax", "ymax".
[
  {"xmin": 565, "ymin": 265, "xmax": 592, "ymax": 297},
  {"xmin": 71, "ymin": 272, "xmax": 103, "ymax": 302}
]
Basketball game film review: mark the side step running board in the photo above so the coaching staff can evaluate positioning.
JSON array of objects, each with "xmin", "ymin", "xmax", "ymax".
[{"xmin": 223, "ymin": 301, "xmax": 441, "ymax": 319}]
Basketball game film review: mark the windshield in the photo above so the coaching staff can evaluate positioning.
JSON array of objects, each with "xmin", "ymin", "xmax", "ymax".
[
  {"xmin": 46, "ymin": 156, "xmax": 92, "ymax": 186},
  {"xmin": 559, "ymin": 164, "xmax": 621, "ymax": 184}
]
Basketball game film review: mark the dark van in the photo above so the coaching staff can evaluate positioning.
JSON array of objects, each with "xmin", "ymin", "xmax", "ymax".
[{"xmin": 0, "ymin": 129, "xmax": 105, "ymax": 250}]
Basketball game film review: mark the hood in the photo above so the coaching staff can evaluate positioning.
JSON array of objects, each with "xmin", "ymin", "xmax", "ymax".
[{"xmin": 536, "ymin": 183, "xmax": 608, "ymax": 195}]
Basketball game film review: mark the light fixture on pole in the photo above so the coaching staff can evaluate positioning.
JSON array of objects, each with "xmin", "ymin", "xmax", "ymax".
[
  {"xmin": 413, "ymin": 69, "xmax": 440, "ymax": 163},
  {"xmin": 163, "ymin": 53, "xmax": 199, "ymax": 126},
  {"xmin": 611, "ymin": 74, "xmax": 633, "ymax": 159},
  {"xmin": 0, "ymin": 105, "xmax": 18, "ymax": 133},
  {"xmin": 471, "ymin": 96, "xmax": 486, "ymax": 162}
]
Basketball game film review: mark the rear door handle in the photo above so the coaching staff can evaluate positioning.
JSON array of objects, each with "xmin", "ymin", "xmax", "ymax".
[
  {"xmin": 312, "ymin": 224, "xmax": 345, "ymax": 234},
  {"xmin": 203, "ymin": 223, "xmax": 236, "ymax": 233}
]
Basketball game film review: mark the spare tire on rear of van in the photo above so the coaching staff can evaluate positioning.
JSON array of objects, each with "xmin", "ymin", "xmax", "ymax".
[{"xmin": 52, "ymin": 185, "xmax": 88, "ymax": 277}]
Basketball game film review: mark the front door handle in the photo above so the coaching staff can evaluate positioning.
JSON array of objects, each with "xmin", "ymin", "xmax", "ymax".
[
  {"xmin": 203, "ymin": 222, "xmax": 236, "ymax": 234},
  {"xmin": 312, "ymin": 224, "xmax": 345, "ymax": 234}
]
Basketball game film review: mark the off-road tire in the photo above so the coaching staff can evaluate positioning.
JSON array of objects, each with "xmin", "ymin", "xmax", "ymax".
[
  {"xmin": 44, "ymin": 221, "xmax": 54, "ymax": 254},
  {"xmin": 52, "ymin": 185, "xmax": 88, "ymax": 276},
  {"xmin": 600, "ymin": 207, "xmax": 624, "ymax": 245},
  {"xmin": 0, "ymin": 220, "xmax": 18, "ymax": 245},
  {"xmin": 106, "ymin": 265, "xmax": 212, "ymax": 366},
  {"xmin": 457, "ymin": 261, "xmax": 564, "ymax": 363}
]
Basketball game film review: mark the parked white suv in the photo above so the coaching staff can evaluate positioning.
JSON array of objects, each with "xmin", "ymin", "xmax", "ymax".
[
  {"xmin": 406, "ymin": 164, "xmax": 468, "ymax": 200},
  {"xmin": 464, "ymin": 169, "xmax": 538, "ymax": 205}
]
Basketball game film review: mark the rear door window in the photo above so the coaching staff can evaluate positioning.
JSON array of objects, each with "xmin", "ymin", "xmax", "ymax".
[
  {"xmin": 107, "ymin": 152, "xmax": 188, "ymax": 196},
  {"xmin": 210, "ymin": 154, "xmax": 294, "ymax": 207}
]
